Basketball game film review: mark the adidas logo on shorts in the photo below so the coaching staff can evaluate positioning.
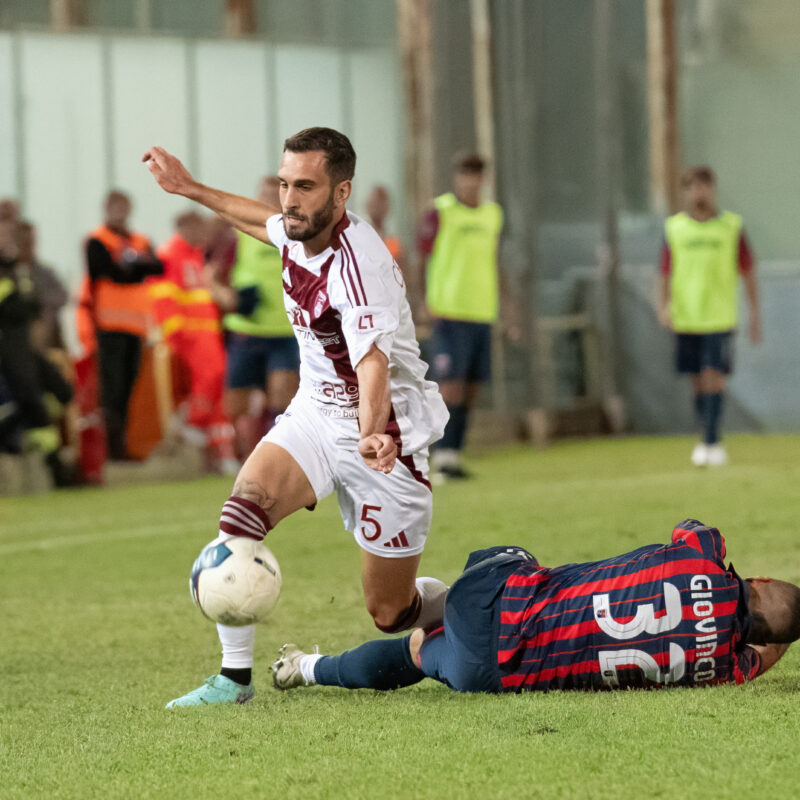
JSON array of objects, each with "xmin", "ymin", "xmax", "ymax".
[{"xmin": 384, "ymin": 531, "xmax": 409, "ymax": 548}]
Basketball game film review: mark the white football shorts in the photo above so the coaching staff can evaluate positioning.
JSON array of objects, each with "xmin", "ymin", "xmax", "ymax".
[{"xmin": 263, "ymin": 395, "xmax": 433, "ymax": 558}]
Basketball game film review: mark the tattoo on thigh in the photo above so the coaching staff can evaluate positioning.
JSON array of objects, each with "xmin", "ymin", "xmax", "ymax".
[{"xmin": 232, "ymin": 478, "xmax": 276, "ymax": 512}]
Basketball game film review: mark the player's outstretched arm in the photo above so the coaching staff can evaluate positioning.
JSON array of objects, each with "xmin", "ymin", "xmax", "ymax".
[{"xmin": 142, "ymin": 146, "xmax": 279, "ymax": 244}]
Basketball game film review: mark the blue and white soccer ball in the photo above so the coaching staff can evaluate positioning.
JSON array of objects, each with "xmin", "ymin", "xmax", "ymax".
[{"xmin": 190, "ymin": 537, "xmax": 281, "ymax": 626}]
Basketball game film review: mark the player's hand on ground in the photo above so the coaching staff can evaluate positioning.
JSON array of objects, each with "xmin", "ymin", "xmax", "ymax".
[
  {"xmin": 358, "ymin": 433, "xmax": 396, "ymax": 474},
  {"xmin": 142, "ymin": 146, "xmax": 196, "ymax": 195}
]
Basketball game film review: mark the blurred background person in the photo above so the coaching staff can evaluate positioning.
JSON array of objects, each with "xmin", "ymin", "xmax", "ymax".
[
  {"xmin": 0, "ymin": 200, "xmax": 21, "ymax": 265},
  {"xmin": 365, "ymin": 185, "xmax": 406, "ymax": 270},
  {"xmin": 207, "ymin": 177, "xmax": 299, "ymax": 460},
  {"xmin": 659, "ymin": 166, "xmax": 761, "ymax": 468},
  {"xmin": 417, "ymin": 154, "xmax": 505, "ymax": 483},
  {"xmin": 77, "ymin": 190, "xmax": 163, "ymax": 462},
  {"xmin": 154, "ymin": 210, "xmax": 237, "ymax": 474},
  {"xmin": 0, "ymin": 222, "xmax": 74, "ymax": 485},
  {"xmin": 13, "ymin": 220, "xmax": 78, "ymax": 473},
  {"xmin": 15, "ymin": 221, "xmax": 69, "ymax": 353}
]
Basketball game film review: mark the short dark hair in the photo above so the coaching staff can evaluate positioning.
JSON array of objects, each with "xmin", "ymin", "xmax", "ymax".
[
  {"xmin": 283, "ymin": 127, "xmax": 356, "ymax": 185},
  {"xmin": 749, "ymin": 580, "xmax": 800, "ymax": 644},
  {"xmin": 453, "ymin": 152, "xmax": 487, "ymax": 174},
  {"xmin": 681, "ymin": 165, "xmax": 716, "ymax": 188},
  {"xmin": 104, "ymin": 189, "xmax": 130, "ymax": 208}
]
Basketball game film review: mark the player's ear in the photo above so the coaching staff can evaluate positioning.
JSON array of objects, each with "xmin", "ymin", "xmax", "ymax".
[{"xmin": 335, "ymin": 179, "xmax": 352, "ymax": 206}]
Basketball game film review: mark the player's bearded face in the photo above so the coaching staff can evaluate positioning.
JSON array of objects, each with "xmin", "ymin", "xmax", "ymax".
[{"xmin": 282, "ymin": 187, "xmax": 336, "ymax": 242}]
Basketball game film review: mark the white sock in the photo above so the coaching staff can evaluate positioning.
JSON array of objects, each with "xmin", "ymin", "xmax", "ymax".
[
  {"xmin": 218, "ymin": 623, "xmax": 255, "ymax": 669},
  {"xmin": 414, "ymin": 576, "xmax": 449, "ymax": 629},
  {"xmin": 299, "ymin": 654, "xmax": 322, "ymax": 685}
]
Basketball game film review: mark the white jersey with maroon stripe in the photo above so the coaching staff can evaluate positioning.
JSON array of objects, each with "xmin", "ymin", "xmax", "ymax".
[{"xmin": 266, "ymin": 211, "xmax": 447, "ymax": 455}]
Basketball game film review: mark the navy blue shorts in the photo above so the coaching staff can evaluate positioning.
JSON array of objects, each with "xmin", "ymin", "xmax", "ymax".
[
  {"xmin": 225, "ymin": 334, "xmax": 299, "ymax": 390},
  {"xmin": 675, "ymin": 332, "xmax": 734, "ymax": 375},
  {"xmin": 431, "ymin": 319, "xmax": 492, "ymax": 383},
  {"xmin": 418, "ymin": 546, "xmax": 537, "ymax": 693}
]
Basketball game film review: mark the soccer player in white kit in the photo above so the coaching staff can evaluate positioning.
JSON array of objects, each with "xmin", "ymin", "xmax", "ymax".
[{"xmin": 143, "ymin": 128, "xmax": 449, "ymax": 707}]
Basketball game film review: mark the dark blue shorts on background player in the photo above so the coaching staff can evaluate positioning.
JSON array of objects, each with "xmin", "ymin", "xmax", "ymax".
[
  {"xmin": 225, "ymin": 334, "xmax": 300, "ymax": 390},
  {"xmin": 675, "ymin": 331, "xmax": 733, "ymax": 375},
  {"xmin": 431, "ymin": 319, "xmax": 492, "ymax": 383}
]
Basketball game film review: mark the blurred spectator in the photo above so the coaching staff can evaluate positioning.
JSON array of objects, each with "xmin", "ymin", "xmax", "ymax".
[
  {"xmin": 13, "ymin": 220, "xmax": 77, "ymax": 468},
  {"xmin": 0, "ymin": 199, "xmax": 20, "ymax": 264},
  {"xmin": 154, "ymin": 211, "xmax": 237, "ymax": 473},
  {"xmin": 15, "ymin": 221, "xmax": 69, "ymax": 351},
  {"xmin": 208, "ymin": 177, "xmax": 299, "ymax": 459},
  {"xmin": 0, "ymin": 221, "xmax": 74, "ymax": 485},
  {"xmin": 77, "ymin": 190, "xmax": 163, "ymax": 461},
  {"xmin": 417, "ymin": 154, "xmax": 505, "ymax": 483},
  {"xmin": 366, "ymin": 185, "xmax": 406, "ymax": 266},
  {"xmin": 658, "ymin": 165, "xmax": 761, "ymax": 468}
]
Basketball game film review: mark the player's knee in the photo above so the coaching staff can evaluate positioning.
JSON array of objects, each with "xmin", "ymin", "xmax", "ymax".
[{"xmin": 370, "ymin": 594, "xmax": 421, "ymax": 633}]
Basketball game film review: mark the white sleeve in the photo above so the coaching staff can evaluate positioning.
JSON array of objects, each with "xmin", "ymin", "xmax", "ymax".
[
  {"xmin": 265, "ymin": 214, "xmax": 287, "ymax": 249},
  {"xmin": 334, "ymin": 248, "xmax": 402, "ymax": 369}
]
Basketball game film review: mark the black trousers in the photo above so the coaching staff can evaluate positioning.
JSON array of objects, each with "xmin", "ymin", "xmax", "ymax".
[
  {"xmin": 96, "ymin": 329, "xmax": 142, "ymax": 459},
  {"xmin": 0, "ymin": 326, "xmax": 72, "ymax": 430}
]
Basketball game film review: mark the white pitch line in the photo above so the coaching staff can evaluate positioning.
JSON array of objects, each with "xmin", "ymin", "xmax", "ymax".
[{"xmin": 0, "ymin": 518, "xmax": 210, "ymax": 555}]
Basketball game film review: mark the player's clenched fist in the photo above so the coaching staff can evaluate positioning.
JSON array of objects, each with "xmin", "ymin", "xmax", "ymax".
[
  {"xmin": 142, "ymin": 146, "xmax": 196, "ymax": 196},
  {"xmin": 358, "ymin": 434, "xmax": 396, "ymax": 474}
]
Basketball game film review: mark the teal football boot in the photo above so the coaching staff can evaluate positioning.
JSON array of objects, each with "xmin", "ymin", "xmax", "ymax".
[{"xmin": 165, "ymin": 675, "xmax": 254, "ymax": 708}]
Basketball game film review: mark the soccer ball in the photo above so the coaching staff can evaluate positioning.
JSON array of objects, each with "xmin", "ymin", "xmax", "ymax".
[{"xmin": 190, "ymin": 537, "xmax": 281, "ymax": 626}]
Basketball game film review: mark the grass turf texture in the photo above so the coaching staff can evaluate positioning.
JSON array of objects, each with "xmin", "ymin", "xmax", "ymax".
[{"xmin": 2, "ymin": 433, "xmax": 800, "ymax": 799}]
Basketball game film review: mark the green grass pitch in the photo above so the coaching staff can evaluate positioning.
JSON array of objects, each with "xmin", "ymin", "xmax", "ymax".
[{"xmin": 2, "ymin": 433, "xmax": 800, "ymax": 799}]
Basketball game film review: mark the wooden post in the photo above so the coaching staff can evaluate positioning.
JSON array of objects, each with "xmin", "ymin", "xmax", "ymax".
[
  {"xmin": 397, "ymin": 0, "xmax": 435, "ymax": 224},
  {"xmin": 470, "ymin": 0, "xmax": 507, "ymax": 414},
  {"xmin": 225, "ymin": 0, "xmax": 256, "ymax": 38},
  {"xmin": 647, "ymin": 0, "xmax": 680, "ymax": 214},
  {"xmin": 397, "ymin": 0, "xmax": 435, "ymax": 317},
  {"xmin": 50, "ymin": 0, "xmax": 84, "ymax": 31},
  {"xmin": 594, "ymin": 0, "xmax": 626, "ymax": 431}
]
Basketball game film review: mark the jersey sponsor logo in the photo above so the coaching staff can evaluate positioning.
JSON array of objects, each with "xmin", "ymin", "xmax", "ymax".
[
  {"xmin": 315, "ymin": 380, "xmax": 359, "ymax": 404},
  {"xmin": 358, "ymin": 313, "xmax": 374, "ymax": 330},
  {"xmin": 296, "ymin": 327, "xmax": 341, "ymax": 347},
  {"xmin": 289, "ymin": 304, "xmax": 342, "ymax": 347}
]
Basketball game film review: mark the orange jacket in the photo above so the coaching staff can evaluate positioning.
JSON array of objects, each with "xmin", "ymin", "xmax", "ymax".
[
  {"xmin": 152, "ymin": 234, "xmax": 221, "ymax": 342},
  {"xmin": 77, "ymin": 225, "xmax": 160, "ymax": 354}
]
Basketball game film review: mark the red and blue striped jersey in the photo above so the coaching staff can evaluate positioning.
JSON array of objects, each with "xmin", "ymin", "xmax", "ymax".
[{"xmin": 497, "ymin": 519, "xmax": 760, "ymax": 692}]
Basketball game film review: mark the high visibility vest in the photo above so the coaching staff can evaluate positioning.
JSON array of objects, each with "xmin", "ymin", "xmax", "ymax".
[
  {"xmin": 425, "ymin": 193, "xmax": 503, "ymax": 323},
  {"xmin": 223, "ymin": 231, "xmax": 293, "ymax": 337},
  {"xmin": 665, "ymin": 211, "xmax": 743, "ymax": 333},
  {"xmin": 152, "ymin": 234, "xmax": 221, "ymax": 341},
  {"xmin": 77, "ymin": 225, "xmax": 156, "ymax": 354}
]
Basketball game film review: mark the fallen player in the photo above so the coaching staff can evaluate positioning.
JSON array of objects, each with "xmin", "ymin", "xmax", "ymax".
[{"xmin": 272, "ymin": 519, "xmax": 800, "ymax": 693}]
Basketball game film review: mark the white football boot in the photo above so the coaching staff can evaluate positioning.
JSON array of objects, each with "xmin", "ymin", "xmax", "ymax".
[
  {"xmin": 706, "ymin": 443, "xmax": 728, "ymax": 467},
  {"xmin": 690, "ymin": 443, "xmax": 709, "ymax": 467},
  {"xmin": 271, "ymin": 643, "xmax": 319, "ymax": 690}
]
